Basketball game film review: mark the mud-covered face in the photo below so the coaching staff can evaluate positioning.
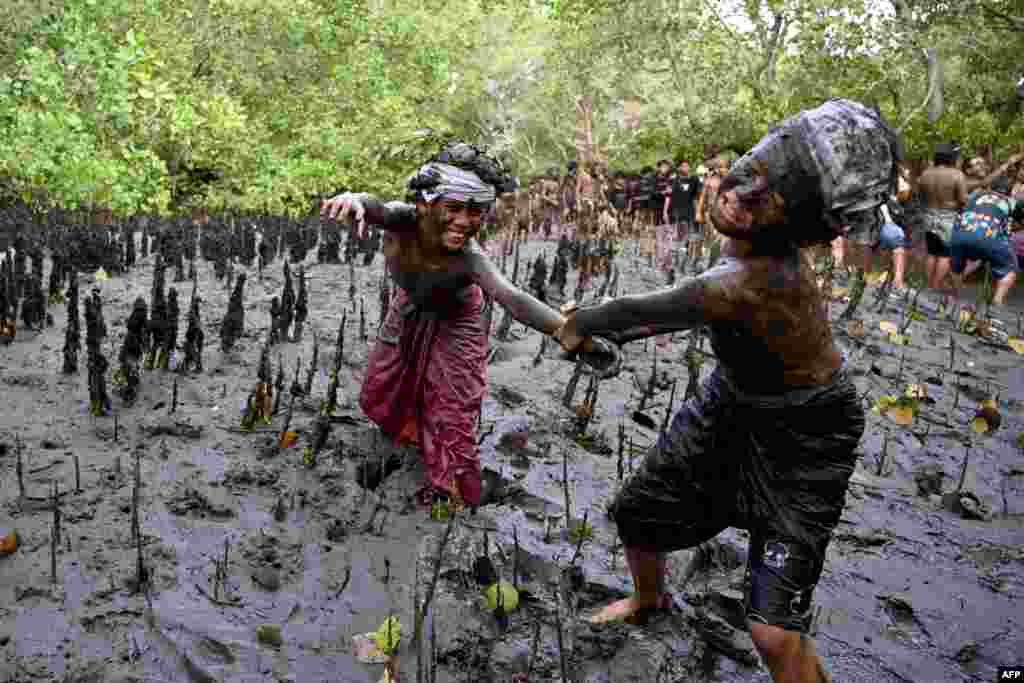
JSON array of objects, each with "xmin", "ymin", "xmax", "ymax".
[
  {"xmin": 712, "ymin": 144, "xmax": 796, "ymax": 241},
  {"xmin": 710, "ymin": 99, "xmax": 900, "ymax": 247},
  {"xmin": 419, "ymin": 198, "xmax": 488, "ymax": 252}
]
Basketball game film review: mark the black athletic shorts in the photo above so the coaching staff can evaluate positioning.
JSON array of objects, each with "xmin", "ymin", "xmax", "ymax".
[
  {"xmin": 925, "ymin": 231, "xmax": 951, "ymax": 258},
  {"xmin": 610, "ymin": 366, "xmax": 864, "ymax": 632}
]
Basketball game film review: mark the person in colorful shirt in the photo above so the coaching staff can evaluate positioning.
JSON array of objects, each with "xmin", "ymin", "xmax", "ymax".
[{"xmin": 949, "ymin": 175, "xmax": 1024, "ymax": 318}]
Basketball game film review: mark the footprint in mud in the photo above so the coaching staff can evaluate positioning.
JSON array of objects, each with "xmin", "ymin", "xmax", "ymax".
[
  {"xmin": 165, "ymin": 485, "xmax": 235, "ymax": 519},
  {"xmin": 354, "ymin": 453, "xmax": 404, "ymax": 491},
  {"xmin": 877, "ymin": 592, "xmax": 932, "ymax": 646}
]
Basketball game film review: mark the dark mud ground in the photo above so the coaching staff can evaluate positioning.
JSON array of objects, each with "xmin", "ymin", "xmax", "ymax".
[{"xmin": 0, "ymin": 232, "xmax": 1022, "ymax": 683}]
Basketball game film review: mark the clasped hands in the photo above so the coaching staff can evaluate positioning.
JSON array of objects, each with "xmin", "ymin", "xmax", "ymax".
[{"xmin": 553, "ymin": 300, "xmax": 621, "ymax": 379}]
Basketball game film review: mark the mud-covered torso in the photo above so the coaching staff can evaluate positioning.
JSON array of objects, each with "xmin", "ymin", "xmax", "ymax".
[
  {"xmin": 494, "ymin": 195, "xmax": 518, "ymax": 231},
  {"xmin": 707, "ymin": 251, "xmax": 841, "ymax": 392},
  {"xmin": 385, "ymin": 236, "xmax": 479, "ymax": 314},
  {"xmin": 702, "ymin": 176, "xmax": 722, "ymax": 219}
]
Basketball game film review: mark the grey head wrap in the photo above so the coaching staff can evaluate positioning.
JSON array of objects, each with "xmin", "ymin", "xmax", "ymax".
[
  {"xmin": 722, "ymin": 98, "xmax": 903, "ymax": 245},
  {"xmin": 406, "ymin": 163, "xmax": 497, "ymax": 205}
]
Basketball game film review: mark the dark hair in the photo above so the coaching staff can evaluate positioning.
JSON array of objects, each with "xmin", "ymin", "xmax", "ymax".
[
  {"xmin": 407, "ymin": 141, "xmax": 517, "ymax": 197},
  {"xmin": 990, "ymin": 175, "xmax": 1011, "ymax": 194},
  {"xmin": 934, "ymin": 142, "xmax": 960, "ymax": 165}
]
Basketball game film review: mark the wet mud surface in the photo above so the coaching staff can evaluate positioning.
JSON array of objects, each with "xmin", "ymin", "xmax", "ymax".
[{"xmin": 1, "ymin": 235, "xmax": 1022, "ymax": 682}]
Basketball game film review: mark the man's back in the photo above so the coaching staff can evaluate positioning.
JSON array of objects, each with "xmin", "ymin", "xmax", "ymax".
[{"xmin": 918, "ymin": 165, "xmax": 967, "ymax": 210}]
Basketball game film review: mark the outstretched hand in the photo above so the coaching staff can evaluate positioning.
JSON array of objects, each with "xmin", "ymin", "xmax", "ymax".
[{"xmin": 320, "ymin": 192, "xmax": 369, "ymax": 237}]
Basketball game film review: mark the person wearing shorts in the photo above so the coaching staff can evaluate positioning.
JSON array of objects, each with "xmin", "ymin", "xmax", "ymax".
[
  {"xmin": 949, "ymin": 176, "xmax": 1024, "ymax": 320},
  {"xmin": 917, "ymin": 144, "xmax": 967, "ymax": 305},
  {"xmin": 556, "ymin": 99, "xmax": 899, "ymax": 683},
  {"xmin": 849, "ymin": 201, "xmax": 909, "ymax": 297}
]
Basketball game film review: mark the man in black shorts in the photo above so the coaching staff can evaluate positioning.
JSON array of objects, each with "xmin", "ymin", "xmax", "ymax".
[
  {"xmin": 667, "ymin": 159, "xmax": 702, "ymax": 268},
  {"xmin": 916, "ymin": 143, "xmax": 966, "ymax": 302},
  {"xmin": 555, "ymin": 99, "xmax": 900, "ymax": 683}
]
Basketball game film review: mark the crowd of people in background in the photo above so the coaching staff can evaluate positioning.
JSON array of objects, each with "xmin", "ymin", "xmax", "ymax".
[
  {"xmin": 831, "ymin": 144, "xmax": 1024, "ymax": 324},
  {"xmin": 486, "ymin": 151, "xmax": 737, "ymax": 289},
  {"xmin": 488, "ymin": 143, "xmax": 1024, "ymax": 326}
]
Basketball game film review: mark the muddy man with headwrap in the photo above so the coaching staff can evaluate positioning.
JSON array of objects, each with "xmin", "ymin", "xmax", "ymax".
[
  {"xmin": 554, "ymin": 100, "xmax": 903, "ymax": 683},
  {"xmin": 320, "ymin": 142, "xmax": 618, "ymax": 508}
]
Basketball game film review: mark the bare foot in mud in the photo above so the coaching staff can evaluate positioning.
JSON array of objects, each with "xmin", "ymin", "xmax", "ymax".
[{"xmin": 588, "ymin": 593, "xmax": 672, "ymax": 625}]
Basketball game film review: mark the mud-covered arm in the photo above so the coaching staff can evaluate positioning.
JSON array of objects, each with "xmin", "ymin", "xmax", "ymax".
[
  {"xmin": 320, "ymin": 192, "xmax": 416, "ymax": 233},
  {"xmin": 563, "ymin": 264, "xmax": 736, "ymax": 347},
  {"xmin": 967, "ymin": 154, "xmax": 1024, "ymax": 193},
  {"xmin": 465, "ymin": 240, "xmax": 564, "ymax": 334},
  {"xmin": 360, "ymin": 198, "xmax": 417, "ymax": 231}
]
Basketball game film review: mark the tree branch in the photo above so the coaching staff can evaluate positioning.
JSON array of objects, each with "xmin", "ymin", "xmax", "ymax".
[
  {"xmin": 979, "ymin": 2, "xmax": 1024, "ymax": 31},
  {"xmin": 898, "ymin": 48, "xmax": 938, "ymax": 132}
]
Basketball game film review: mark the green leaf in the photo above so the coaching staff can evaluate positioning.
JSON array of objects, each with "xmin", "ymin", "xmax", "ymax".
[{"xmin": 371, "ymin": 616, "xmax": 402, "ymax": 655}]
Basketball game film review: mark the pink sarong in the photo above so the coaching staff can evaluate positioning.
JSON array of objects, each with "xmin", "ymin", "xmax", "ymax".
[{"xmin": 360, "ymin": 284, "xmax": 488, "ymax": 505}]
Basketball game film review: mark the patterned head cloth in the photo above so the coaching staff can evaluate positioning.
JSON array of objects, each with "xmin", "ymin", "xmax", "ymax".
[
  {"xmin": 406, "ymin": 141, "xmax": 515, "ymax": 206},
  {"xmin": 407, "ymin": 163, "xmax": 496, "ymax": 205},
  {"xmin": 720, "ymin": 98, "xmax": 903, "ymax": 246}
]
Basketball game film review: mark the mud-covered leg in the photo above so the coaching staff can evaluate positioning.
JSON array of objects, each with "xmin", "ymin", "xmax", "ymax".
[
  {"xmin": 749, "ymin": 624, "xmax": 831, "ymax": 683},
  {"xmin": 588, "ymin": 546, "xmax": 671, "ymax": 624}
]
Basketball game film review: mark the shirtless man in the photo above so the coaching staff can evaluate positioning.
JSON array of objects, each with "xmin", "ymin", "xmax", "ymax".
[
  {"xmin": 917, "ymin": 143, "xmax": 967, "ymax": 302},
  {"xmin": 541, "ymin": 169, "xmax": 561, "ymax": 240},
  {"xmin": 561, "ymin": 161, "xmax": 578, "ymax": 232},
  {"xmin": 694, "ymin": 157, "xmax": 729, "ymax": 271},
  {"xmin": 555, "ymin": 99, "xmax": 900, "ymax": 683},
  {"xmin": 321, "ymin": 142, "xmax": 617, "ymax": 507},
  {"xmin": 576, "ymin": 161, "xmax": 600, "ymax": 281}
]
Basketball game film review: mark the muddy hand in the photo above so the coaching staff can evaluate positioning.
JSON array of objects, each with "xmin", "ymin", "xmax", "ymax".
[
  {"xmin": 320, "ymin": 192, "xmax": 368, "ymax": 237},
  {"xmin": 580, "ymin": 336, "xmax": 621, "ymax": 379}
]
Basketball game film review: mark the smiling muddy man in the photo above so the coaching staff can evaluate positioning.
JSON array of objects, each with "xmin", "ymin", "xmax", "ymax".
[
  {"xmin": 321, "ymin": 142, "xmax": 618, "ymax": 510},
  {"xmin": 554, "ymin": 99, "xmax": 902, "ymax": 683}
]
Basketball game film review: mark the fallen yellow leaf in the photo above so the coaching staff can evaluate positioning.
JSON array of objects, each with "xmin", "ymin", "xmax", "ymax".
[
  {"xmin": 959, "ymin": 309, "xmax": 975, "ymax": 326},
  {"xmin": 865, "ymin": 272, "xmax": 888, "ymax": 285},
  {"xmin": 1008, "ymin": 337, "xmax": 1024, "ymax": 354},
  {"xmin": 976, "ymin": 404, "xmax": 1002, "ymax": 432},
  {"xmin": 0, "ymin": 528, "xmax": 18, "ymax": 556},
  {"xmin": 889, "ymin": 405, "xmax": 915, "ymax": 425},
  {"xmin": 831, "ymin": 287, "xmax": 850, "ymax": 299},
  {"xmin": 279, "ymin": 431, "xmax": 298, "ymax": 448},
  {"xmin": 888, "ymin": 333, "xmax": 910, "ymax": 346},
  {"xmin": 879, "ymin": 321, "xmax": 899, "ymax": 336},
  {"xmin": 971, "ymin": 416, "xmax": 989, "ymax": 434}
]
